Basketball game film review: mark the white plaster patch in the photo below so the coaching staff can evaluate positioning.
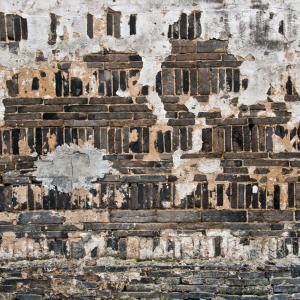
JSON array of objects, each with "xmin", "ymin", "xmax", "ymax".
[
  {"xmin": 33, "ymin": 143, "xmax": 114, "ymax": 193},
  {"xmin": 176, "ymin": 183, "xmax": 198, "ymax": 200},
  {"xmin": 172, "ymin": 149, "xmax": 184, "ymax": 176},
  {"xmin": 287, "ymin": 102, "xmax": 300, "ymax": 129},
  {"xmin": 146, "ymin": 91, "xmax": 167, "ymax": 124},
  {"xmin": 272, "ymin": 134, "xmax": 288, "ymax": 152},
  {"xmin": 190, "ymin": 127, "xmax": 203, "ymax": 153},
  {"xmin": 197, "ymin": 158, "xmax": 221, "ymax": 174}
]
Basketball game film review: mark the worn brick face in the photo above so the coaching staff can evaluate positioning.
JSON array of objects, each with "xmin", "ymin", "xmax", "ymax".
[{"xmin": 0, "ymin": 1, "xmax": 300, "ymax": 299}]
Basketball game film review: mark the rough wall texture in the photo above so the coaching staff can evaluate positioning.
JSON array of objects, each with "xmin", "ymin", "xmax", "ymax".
[{"xmin": 0, "ymin": 0, "xmax": 300, "ymax": 299}]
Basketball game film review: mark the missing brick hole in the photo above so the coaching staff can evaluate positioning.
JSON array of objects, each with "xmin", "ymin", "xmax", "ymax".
[{"xmin": 32, "ymin": 77, "xmax": 39, "ymax": 90}]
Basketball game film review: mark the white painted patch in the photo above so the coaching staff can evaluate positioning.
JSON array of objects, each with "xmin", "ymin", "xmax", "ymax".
[
  {"xmin": 287, "ymin": 102, "xmax": 300, "ymax": 129},
  {"xmin": 185, "ymin": 97, "xmax": 206, "ymax": 125},
  {"xmin": 176, "ymin": 183, "xmax": 198, "ymax": 200},
  {"xmin": 190, "ymin": 127, "xmax": 203, "ymax": 153},
  {"xmin": 172, "ymin": 149, "xmax": 184, "ymax": 176},
  {"xmin": 252, "ymin": 185, "xmax": 258, "ymax": 194},
  {"xmin": 197, "ymin": 158, "xmax": 221, "ymax": 174},
  {"xmin": 272, "ymin": 134, "xmax": 288, "ymax": 153},
  {"xmin": 33, "ymin": 143, "xmax": 114, "ymax": 193},
  {"xmin": 146, "ymin": 91, "xmax": 167, "ymax": 124}
]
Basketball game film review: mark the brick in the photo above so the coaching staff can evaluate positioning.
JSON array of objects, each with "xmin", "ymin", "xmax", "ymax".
[
  {"xmin": 48, "ymin": 13, "xmax": 57, "ymax": 45},
  {"xmin": 202, "ymin": 210, "xmax": 246, "ymax": 222},
  {"xmin": 43, "ymin": 113, "xmax": 87, "ymax": 120},
  {"xmin": 182, "ymin": 69, "xmax": 189, "ymax": 94},
  {"xmin": 179, "ymin": 13, "xmax": 187, "ymax": 39},
  {"xmin": 232, "ymin": 126, "xmax": 243, "ymax": 151},
  {"xmin": 202, "ymin": 128, "xmax": 212, "ymax": 152},
  {"xmin": 18, "ymin": 105, "xmax": 63, "ymax": 113},
  {"xmin": 87, "ymin": 13, "xmax": 93, "ymax": 38},
  {"xmin": 0, "ymin": 13, "xmax": 6, "ymax": 41},
  {"xmin": 4, "ymin": 98, "xmax": 43, "ymax": 106},
  {"xmin": 13, "ymin": 15, "xmax": 21, "ymax": 42},
  {"xmin": 6, "ymin": 14, "xmax": 14, "ymax": 40},
  {"xmin": 90, "ymin": 97, "xmax": 133, "ymax": 104},
  {"xmin": 248, "ymin": 211, "xmax": 293, "ymax": 223},
  {"xmin": 197, "ymin": 40, "xmax": 228, "ymax": 53},
  {"xmin": 18, "ymin": 211, "xmax": 63, "ymax": 224},
  {"xmin": 162, "ymin": 69, "xmax": 174, "ymax": 95},
  {"xmin": 167, "ymin": 119, "xmax": 195, "ymax": 126},
  {"xmin": 110, "ymin": 210, "xmax": 156, "ymax": 223},
  {"xmin": 109, "ymin": 105, "xmax": 150, "ymax": 112},
  {"xmin": 171, "ymin": 40, "xmax": 197, "ymax": 54},
  {"xmin": 198, "ymin": 68, "xmax": 210, "ymax": 95},
  {"xmin": 44, "ymin": 98, "xmax": 88, "ymax": 105},
  {"xmin": 88, "ymin": 112, "xmax": 132, "ymax": 120},
  {"xmin": 5, "ymin": 113, "xmax": 42, "ymax": 120},
  {"xmin": 64, "ymin": 105, "xmax": 108, "ymax": 112}
]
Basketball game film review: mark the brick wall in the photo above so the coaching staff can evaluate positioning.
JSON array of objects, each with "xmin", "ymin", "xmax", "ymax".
[{"xmin": 0, "ymin": 1, "xmax": 300, "ymax": 299}]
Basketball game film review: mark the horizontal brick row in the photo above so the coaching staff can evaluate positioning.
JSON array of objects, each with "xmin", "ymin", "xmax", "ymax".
[
  {"xmin": 154, "ymin": 124, "xmax": 276, "ymax": 153},
  {"xmin": 0, "ymin": 127, "xmax": 152, "ymax": 156},
  {"xmin": 4, "ymin": 97, "xmax": 157, "ymax": 127},
  {"xmin": 1, "ymin": 125, "xmax": 300, "ymax": 156},
  {"xmin": 1, "ymin": 261, "xmax": 300, "ymax": 297},
  {"xmin": 2, "ymin": 181, "xmax": 299, "ymax": 211},
  {"xmin": 6, "ymin": 104, "xmax": 152, "ymax": 114}
]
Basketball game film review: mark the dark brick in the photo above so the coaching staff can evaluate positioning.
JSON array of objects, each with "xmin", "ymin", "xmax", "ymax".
[
  {"xmin": 157, "ymin": 210, "xmax": 200, "ymax": 222},
  {"xmin": 232, "ymin": 126, "xmax": 243, "ymax": 152},
  {"xmin": 6, "ymin": 74, "xmax": 19, "ymax": 97},
  {"xmin": 88, "ymin": 112, "xmax": 132, "ymax": 120},
  {"xmin": 6, "ymin": 14, "xmax": 14, "ymax": 40},
  {"xmin": 202, "ymin": 128, "xmax": 212, "ymax": 152},
  {"xmin": 5, "ymin": 113, "xmax": 41, "ymax": 121},
  {"xmin": 197, "ymin": 40, "xmax": 228, "ymax": 53},
  {"xmin": 182, "ymin": 69, "xmax": 189, "ymax": 94},
  {"xmin": 110, "ymin": 210, "xmax": 156, "ymax": 223},
  {"xmin": 87, "ymin": 13, "xmax": 93, "ymax": 38},
  {"xmin": 288, "ymin": 182, "xmax": 295, "ymax": 208},
  {"xmin": 48, "ymin": 13, "xmax": 57, "ymax": 45},
  {"xmin": 13, "ymin": 15, "xmax": 21, "ymax": 42},
  {"xmin": 18, "ymin": 211, "xmax": 63, "ymax": 224},
  {"xmin": 198, "ymin": 68, "xmax": 210, "ymax": 95},
  {"xmin": 64, "ymin": 105, "xmax": 107, "ymax": 112},
  {"xmin": 233, "ymin": 69, "xmax": 240, "ymax": 92},
  {"xmin": 226, "ymin": 68, "xmax": 232, "ymax": 92},
  {"xmin": 110, "ymin": 105, "xmax": 150, "ymax": 112},
  {"xmin": 70, "ymin": 77, "xmax": 83, "ymax": 96},
  {"xmin": 202, "ymin": 210, "xmax": 246, "ymax": 222},
  {"xmin": 155, "ymin": 72, "xmax": 162, "ymax": 95},
  {"xmin": 248, "ymin": 211, "xmax": 293, "ymax": 223},
  {"xmin": 180, "ymin": 13, "xmax": 187, "ymax": 39},
  {"xmin": 162, "ymin": 69, "xmax": 174, "ymax": 95},
  {"xmin": 167, "ymin": 119, "xmax": 195, "ymax": 126},
  {"xmin": 90, "ymin": 97, "xmax": 133, "ymax": 104},
  {"xmin": 0, "ymin": 13, "xmax": 6, "ymax": 41},
  {"xmin": 129, "ymin": 14, "xmax": 136, "ymax": 35}
]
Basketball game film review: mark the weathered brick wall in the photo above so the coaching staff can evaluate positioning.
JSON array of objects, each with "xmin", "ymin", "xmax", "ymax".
[{"xmin": 0, "ymin": 0, "xmax": 300, "ymax": 299}]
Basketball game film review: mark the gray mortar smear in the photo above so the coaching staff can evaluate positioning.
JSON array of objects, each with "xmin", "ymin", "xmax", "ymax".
[{"xmin": 33, "ymin": 143, "xmax": 113, "ymax": 193}]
